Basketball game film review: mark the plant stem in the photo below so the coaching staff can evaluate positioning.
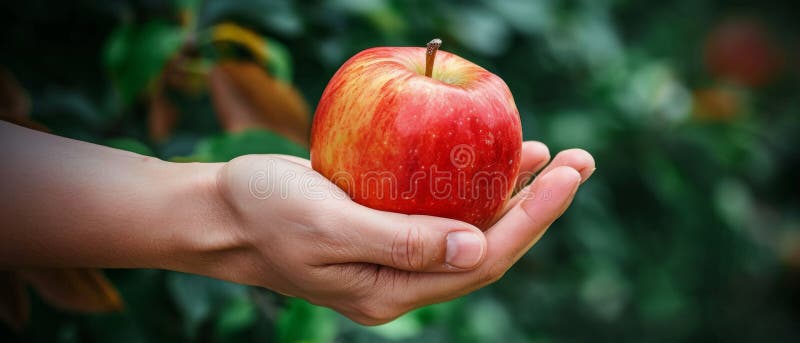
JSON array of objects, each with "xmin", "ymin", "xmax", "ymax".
[{"xmin": 425, "ymin": 38, "xmax": 442, "ymax": 78}]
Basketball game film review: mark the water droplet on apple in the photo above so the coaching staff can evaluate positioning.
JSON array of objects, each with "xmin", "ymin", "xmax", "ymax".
[{"xmin": 485, "ymin": 132, "xmax": 495, "ymax": 145}]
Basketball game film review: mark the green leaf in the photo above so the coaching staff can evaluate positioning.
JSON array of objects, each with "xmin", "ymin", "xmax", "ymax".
[
  {"xmin": 174, "ymin": 0, "xmax": 201, "ymax": 11},
  {"xmin": 330, "ymin": 0, "xmax": 406, "ymax": 39},
  {"xmin": 483, "ymin": 0, "xmax": 554, "ymax": 35},
  {"xmin": 446, "ymin": 6, "xmax": 511, "ymax": 56},
  {"xmin": 85, "ymin": 312, "xmax": 148, "ymax": 343},
  {"xmin": 207, "ymin": 22, "xmax": 293, "ymax": 82},
  {"xmin": 366, "ymin": 312, "xmax": 423, "ymax": 340},
  {"xmin": 276, "ymin": 298, "xmax": 337, "ymax": 343},
  {"xmin": 103, "ymin": 21, "xmax": 185, "ymax": 104},
  {"xmin": 104, "ymin": 138, "xmax": 155, "ymax": 156},
  {"xmin": 191, "ymin": 129, "xmax": 308, "ymax": 162},
  {"xmin": 166, "ymin": 273, "xmax": 249, "ymax": 338},
  {"xmin": 215, "ymin": 296, "xmax": 258, "ymax": 341},
  {"xmin": 713, "ymin": 178, "xmax": 754, "ymax": 232},
  {"xmin": 198, "ymin": 0, "xmax": 303, "ymax": 37},
  {"xmin": 464, "ymin": 298, "xmax": 513, "ymax": 342},
  {"xmin": 31, "ymin": 90, "xmax": 108, "ymax": 140},
  {"xmin": 264, "ymin": 38, "xmax": 292, "ymax": 83}
]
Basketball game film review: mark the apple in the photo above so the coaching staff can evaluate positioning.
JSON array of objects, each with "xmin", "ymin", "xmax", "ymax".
[
  {"xmin": 704, "ymin": 18, "xmax": 783, "ymax": 88},
  {"xmin": 311, "ymin": 39, "xmax": 522, "ymax": 229}
]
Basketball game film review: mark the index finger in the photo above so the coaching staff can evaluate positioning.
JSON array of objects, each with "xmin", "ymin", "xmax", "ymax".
[{"xmin": 275, "ymin": 155, "xmax": 312, "ymax": 168}]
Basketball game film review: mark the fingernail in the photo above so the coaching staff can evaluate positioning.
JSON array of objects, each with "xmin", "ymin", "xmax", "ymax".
[{"xmin": 446, "ymin": 231, "xmax": 484, "ymax": 269}]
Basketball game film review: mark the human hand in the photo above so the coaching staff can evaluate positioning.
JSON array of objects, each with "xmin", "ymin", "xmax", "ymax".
[
  {"xmin": 0, "ymin": 122, "xmax": 593, "ymax": 325},
  {"xmin": 182, "ymin": 141, "xmax": 595, "ymax": 325}
]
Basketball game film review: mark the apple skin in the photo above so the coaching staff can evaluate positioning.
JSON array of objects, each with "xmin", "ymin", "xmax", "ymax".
[{"xmin": 311, "ymin": 46, "xmax": 522, "ymax": 229}]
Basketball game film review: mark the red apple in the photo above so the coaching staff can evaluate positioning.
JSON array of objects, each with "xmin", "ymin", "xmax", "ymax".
[
  {"xmin": 311, "ymin": 40, "xmax": 522, "ymax": 229},
  {"xmin": 704, "ymin": 18, "xmax": 783, "ymax": 88}
]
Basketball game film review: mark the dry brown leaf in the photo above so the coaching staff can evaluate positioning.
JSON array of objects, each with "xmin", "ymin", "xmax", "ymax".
[
  {"xmin": 0, "ymin": 117, "xmax": 50, "ymax": 133},
  {"xmin": 0, "ymin": 67, "xmax": 49, "ymax": 132},
  {"xmin": 0, "ymin": 68, "xmax": 30, "ymax": 120},
  {"xmin": 19, "ymin": 269, "xmax": 124, "ymax": 313},
  {"xmin": 147, "ymin": 44, "xmax": 208, "ymax": 141},
  {"xmin": 692, "ymin": 87, "xmax": 741, "ymax": 121},
  {"xmin": 210, "ymin": 61, "xmax": 310, "ymax": 146},
  {"xmin": 163, "ymin": 49, "xmax": 208, "ymax": 96},
  {"xmin": 148, "ymin": 89, "xmax": 179, "ymax": 142},
  {"xmin": 0, "ymin": 271, "xmax": 29, "ymax": 331}
]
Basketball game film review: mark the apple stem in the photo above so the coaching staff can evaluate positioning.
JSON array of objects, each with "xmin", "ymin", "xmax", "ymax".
[{"xmin": 425, "ymin": 38, "xmax": 442, "ymax": 78}]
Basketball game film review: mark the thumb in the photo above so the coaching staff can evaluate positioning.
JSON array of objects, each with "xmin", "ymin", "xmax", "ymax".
[{"xmin": 331, "ymin": 204, "xmax": 487, "ymax": 272}]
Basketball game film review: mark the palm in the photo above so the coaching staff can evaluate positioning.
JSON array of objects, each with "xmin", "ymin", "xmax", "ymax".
[{"xmin": 219, "ymin": 142, "xmax": 594, "ymax": 325}]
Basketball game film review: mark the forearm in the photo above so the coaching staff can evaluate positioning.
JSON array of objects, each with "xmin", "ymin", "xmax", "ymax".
[{"xmin": 0, "ymin": 121, "xmax": 235, "ymax": 270}]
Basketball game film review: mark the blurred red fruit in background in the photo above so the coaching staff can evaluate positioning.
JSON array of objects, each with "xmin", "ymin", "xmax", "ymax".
[{"xmin": 704, "ymin": 18, "xmax": 783, "ymax": 87}]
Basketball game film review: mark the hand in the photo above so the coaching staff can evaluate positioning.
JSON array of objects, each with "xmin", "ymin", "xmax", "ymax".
[
  {"xmin": 0, "ymin": 122, "xmax": 594, "ymax": 325},
  {"xmin": 186, "ymin": 141, "xmax": 595, "ymax": 325}
]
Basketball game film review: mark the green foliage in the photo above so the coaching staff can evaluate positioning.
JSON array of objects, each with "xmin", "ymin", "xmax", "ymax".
[
  {"xmin": 1, "ymin": 0, "xmax": 799, "ymax": 342},
  {"xmin": 189, "ymin": 129, "xmax": 308, "ymax": 162},
  {"xmin": 104, "ymin": 21, "xmax": 185, "ymax": 104},
  {"xmin": 276, "ymin": 299, "xmax": 338, "ymax": 343},
  {"xmin": 214, "ymin": 296, "xmax": 258, "ymax": 341},
  {"xmin": 167, "ymin": 273, "xmax": 250, "ymax": 338},
  {"xmin": 104, "ymin": 138, "xmax": 155, "ymax": 156},
  {"xmin": 264, "ymin": 38, "xmax": 293, "ymax": 83},
  {"xmin": 196, "ymin": 0, "xmax": 303, "ymax": 37}
]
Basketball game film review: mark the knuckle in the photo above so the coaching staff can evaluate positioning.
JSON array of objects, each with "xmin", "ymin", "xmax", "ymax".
[
  {"xmin": 527, "ymin": 141, "xmax": 551, "ymax": 160},
  {"xmin": 391, "ymin": 224, "xmax": 426, "ymax": 270},
  {"xmin": 352, "ymin": 314, "xmax": 392, "ymax": 326},
  {"xmin": 553, "ymin": 150, "xmax": 573, "ymax": 163},
  {"xmin": 540, "ymin": 145, "xmax": 552, "ymax": 161},
  {"xmin": 477, "ymin": 258, "xmax": 511, "ymax": 286},
  {"xmin": 559, "ymin": 148, "xmax": 593, "ymax": 164},
  {"xmin": 352, "ymin": 299, "xmax": 400, "ymax": 325}
]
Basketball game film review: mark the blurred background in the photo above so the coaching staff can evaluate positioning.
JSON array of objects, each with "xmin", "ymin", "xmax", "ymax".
[{"xmin": 1, "ymin": 0, "xmax": 798, "ymax": 341}]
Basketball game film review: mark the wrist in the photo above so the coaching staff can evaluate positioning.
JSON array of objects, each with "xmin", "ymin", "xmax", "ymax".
[{"xmin": 154, "ymin": 161, "xmax": 245, "ymax": 275}]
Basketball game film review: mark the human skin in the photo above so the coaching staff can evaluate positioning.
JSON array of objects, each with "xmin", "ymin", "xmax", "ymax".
[{"xmin": 0, "ymin": 121, "xmax": 595, "ymax": 325}]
